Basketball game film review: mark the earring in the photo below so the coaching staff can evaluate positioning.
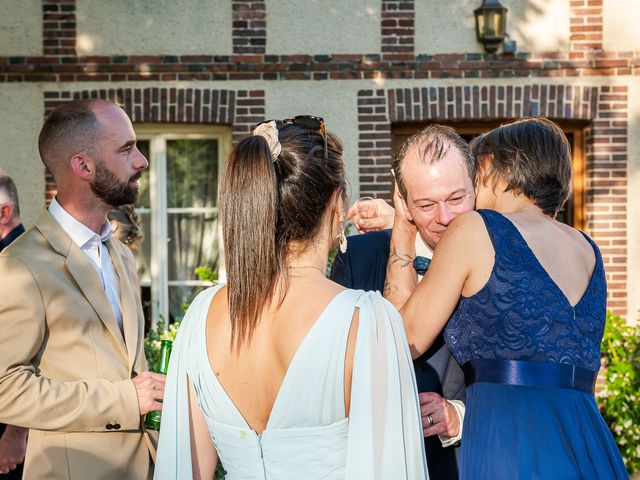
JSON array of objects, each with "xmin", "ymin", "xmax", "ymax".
[{"xmin": 337, "ymin": 220, "xmax": 347, "ymax": 254}]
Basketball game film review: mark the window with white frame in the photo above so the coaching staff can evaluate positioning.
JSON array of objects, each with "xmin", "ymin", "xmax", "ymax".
[{"xmin": 134, "ymin": 125, "xmax": 230, "ymax": 327}]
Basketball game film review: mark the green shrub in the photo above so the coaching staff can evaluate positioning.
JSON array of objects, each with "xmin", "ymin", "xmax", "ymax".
[{"xmin": 597, "ymin": 311, "xmax": 640, "ymax": 473}]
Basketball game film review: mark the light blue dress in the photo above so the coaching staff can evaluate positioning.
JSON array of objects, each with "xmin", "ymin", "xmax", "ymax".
[{"xmin": 155, "ymin": 285, "xmax": 429, "ymax": 480}]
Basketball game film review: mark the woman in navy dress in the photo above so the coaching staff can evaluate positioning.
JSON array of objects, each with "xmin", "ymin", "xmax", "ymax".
[{"xmin": 385, "ymin": 117, "xmax": 628, "ymax": 478}]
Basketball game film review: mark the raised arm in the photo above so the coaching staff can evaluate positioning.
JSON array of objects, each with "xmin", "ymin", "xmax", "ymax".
[
  {"xmin": 189, "ymin": 378, "xmax": 218, "ymax": 480},
  {"xmin": 386, "ymin": 212, "xmax": 481, "ymax": 359}
]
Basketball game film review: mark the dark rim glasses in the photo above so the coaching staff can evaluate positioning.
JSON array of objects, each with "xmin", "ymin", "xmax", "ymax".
[{"xmin": 252, "ymin": 115, "xmax": 328, "ymax": 160}]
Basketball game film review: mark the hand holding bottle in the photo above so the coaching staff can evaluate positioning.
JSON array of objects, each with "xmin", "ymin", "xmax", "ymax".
[{"xmin": 133, "ymin": 371, "xmax": 166, "ymax": 416}]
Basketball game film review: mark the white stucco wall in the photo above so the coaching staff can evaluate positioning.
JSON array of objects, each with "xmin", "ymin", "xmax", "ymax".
[
  {"xmin": 415, "ymin": 0, "xmax": 569, "ymax": 55},
  {"xmin": 263, "ymin": 82, "xmax": 361, "ymax": 197},
  {"xmin": 1, "ymin": 77, "xmax": 637, "ymax": 320},
  {"xmin": 603, "ymin": 0, "xmax": 640, "ymax": 52},
  {"xmin": 626, "ymin": 80, "xmax": 640, "ymax": 323},
  {"xmin": 0, "ymin": 0, "xmax": 42, "ymax": 56},
  {"xmin": 0, "ymin": 86, "xmax": 45, "ymax": 228},
  {"xmin": 267, "ymin": 0, "xmax": 380, "ymax": 55},
  {"xmin": 76, "ymin": 0, "xmax": 232, "ymax": 56}
]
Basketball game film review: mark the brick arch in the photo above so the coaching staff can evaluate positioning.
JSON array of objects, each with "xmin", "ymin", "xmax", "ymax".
[
  {"xmin": 42, "ymin": 87, "xmax": 266, "ymax": 202},
  {"xmin": 357, "ymin": 84, "xmax": 628, "ymax": 313}
]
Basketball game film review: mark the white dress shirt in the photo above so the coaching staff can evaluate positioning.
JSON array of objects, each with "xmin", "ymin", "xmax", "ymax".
[
  {"xmin": 48, "ymin": 198, "xmax": 124, "ymax": 334},
  {"xmin": 415, "ymin": 234, "xmax": 465, "ymax": 447}
]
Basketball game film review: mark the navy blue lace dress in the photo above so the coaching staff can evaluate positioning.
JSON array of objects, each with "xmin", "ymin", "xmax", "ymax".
[{"xmin": 445, "ymin": 210, "xmax": 627, "ymax": 479}]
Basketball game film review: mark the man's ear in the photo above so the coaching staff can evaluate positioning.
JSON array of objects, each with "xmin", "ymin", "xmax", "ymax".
[
  {"xmin": 332, "ymin": 189, "xmax": 346, "ymax": 222},
  {"xmin": 0, "ymin": 204, "xmax": 13, "ymax": 225},
  {"xmin": 69, "ymin": 153, "xmax": 94, "ymax": 180},
  {"xmin": 398, "ymin": 191, "xmax": 414, "ymax": 223}
]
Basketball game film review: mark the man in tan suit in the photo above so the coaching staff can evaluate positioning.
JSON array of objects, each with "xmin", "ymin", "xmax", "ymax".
[{"xmin": 0, "ymin": 99, "xmax": 165, "ymax": 479}]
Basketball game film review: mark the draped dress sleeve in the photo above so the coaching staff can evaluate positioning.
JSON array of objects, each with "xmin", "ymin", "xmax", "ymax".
[
  {"xmin": 153, "ymin": 286, "xmax": 222, "ymax": 480},
  {"xmin": 346, "ymin": 291, "xmax": 429, "ymax": 480}
]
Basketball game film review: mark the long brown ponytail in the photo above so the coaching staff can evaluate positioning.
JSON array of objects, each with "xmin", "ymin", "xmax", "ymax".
[{"xmin": 219, "ymin": 123, "xmax": 345, "ymax": 351}]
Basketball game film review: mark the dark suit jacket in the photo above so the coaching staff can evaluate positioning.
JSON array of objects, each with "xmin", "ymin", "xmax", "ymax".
[
  {"xmin": 331, "ymin": 230, "xmax": 464, "ymax": 480},
  {"xmin": 0, "ymin": 224, "xmax": 24, "ymax": 479}
]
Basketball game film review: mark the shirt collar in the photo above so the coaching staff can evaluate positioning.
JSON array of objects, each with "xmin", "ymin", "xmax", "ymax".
[
  {"xmin": 48, "ymin": 197, "xmax": 113, "ymax": 249},
  {"xmin": 0, "ymin": 223, "xmax": 25, "ymax": 252},
  {"xmin": 415, "ymin": 234, "xmax": 433, "ymax": 259}
]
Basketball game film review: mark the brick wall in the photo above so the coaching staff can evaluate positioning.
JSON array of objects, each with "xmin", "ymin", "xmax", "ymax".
[
  {"xmin": 8, "ymin": 0, "xmax": 634, "ymax": 316},
  {"xmin": 42, "ymin": 0, "xmax": 76, "ymax": 57},
  {"xmin": 570, "ymin": 0, "xmax": 603, "ymax": 52},
  {"xmin": 232, "ymin": 0, "xmax": 266, "ymax": 55},
  {"xmin": 381, "ymin": 0, "xmax": 415, "ymax": 61}
]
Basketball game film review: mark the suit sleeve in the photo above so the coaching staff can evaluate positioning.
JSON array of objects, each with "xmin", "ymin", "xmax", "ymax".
[
  {"xmin": 330, "ymin": 246, "xmax": 354, "ymax": 288},
  {"xmin": 0, "ymin": 255, "xmax": 140, "ymax": 432}
]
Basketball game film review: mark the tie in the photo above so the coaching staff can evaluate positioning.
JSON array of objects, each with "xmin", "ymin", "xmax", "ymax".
[{"xmin": 413, "ymin": 256, "xmax": 431, "ymax": 276}]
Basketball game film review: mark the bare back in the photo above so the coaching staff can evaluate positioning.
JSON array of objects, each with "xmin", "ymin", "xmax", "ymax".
[{"xmin": 205, "ymin": 278, "xmax": 356, "ymax": 435}]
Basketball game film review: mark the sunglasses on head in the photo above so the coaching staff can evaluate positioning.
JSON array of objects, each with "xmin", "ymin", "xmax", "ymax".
[{"xmin": 252, "ymin": 115, "xmax": 328, "ymax": 160}]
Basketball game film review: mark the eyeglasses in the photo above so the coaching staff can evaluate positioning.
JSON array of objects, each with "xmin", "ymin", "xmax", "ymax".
[{"xmin": 252, "ymin": 115, "xmax": 328, "ymax": 160}]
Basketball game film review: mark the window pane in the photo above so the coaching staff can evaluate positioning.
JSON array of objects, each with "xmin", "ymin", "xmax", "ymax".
[
  {"xmin": 135, "ymin": 212, "xmax": 152, "ymax": 285},
  {"xmin": 136, "ymin": 140, "xmax": 151, "ymax": 208},
  {"xmin": 168, "ymin": 212, "xmax": 219, "ymax": 281},
  {"xmin": 167, "ymin": 139, "xmax": 218, "ymax": 209},
  {"xmin": 169, "ymin": 285, "xmax": 208, "ymax": 324}
]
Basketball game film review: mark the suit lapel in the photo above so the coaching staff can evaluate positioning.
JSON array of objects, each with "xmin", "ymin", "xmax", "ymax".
[
  {"xmin": 106, "ymin": 239, "xmax": 139, "ymax": 371},
  {"xmin": 35, "ymin": 210, "xmax": 129, "ymax": 361}
]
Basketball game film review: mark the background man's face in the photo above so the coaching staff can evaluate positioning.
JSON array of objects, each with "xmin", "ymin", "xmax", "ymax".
[{"xmin": 401, "ymin": 142, "xmax": 475, "ymax": 251}]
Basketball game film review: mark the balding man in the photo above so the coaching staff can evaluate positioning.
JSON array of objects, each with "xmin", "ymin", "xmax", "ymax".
[
  {"xmin": 332, "ymin": 125, "xmax": 475, "ymax": 479},
  {"xmin": 0, "ymin": 100, "xmax": 163, "ymax": 479},
  {"xmin": 0, "ymin": 171, "xmax": 27, "ymax": 478}
]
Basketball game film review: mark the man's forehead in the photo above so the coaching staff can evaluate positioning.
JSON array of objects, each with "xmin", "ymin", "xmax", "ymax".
[{"xmin": 404, "ymin": 148, "xmax": 472, "ymax": 199}]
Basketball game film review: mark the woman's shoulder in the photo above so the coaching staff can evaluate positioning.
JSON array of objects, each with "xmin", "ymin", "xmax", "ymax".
[
  {"xmin": 178, "ymin": 284, "xmax": 226, "ymax": 331},
  {"xmin": 447, "ymin": 210, "xmax": 488, "ymax": 233},
  {"xmin": 438, "ymin": 210, "xmax": 492, "ymax": 251}
]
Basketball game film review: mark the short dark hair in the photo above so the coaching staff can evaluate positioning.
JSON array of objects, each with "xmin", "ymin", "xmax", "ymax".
[
  {"xmin": 472, "ymin": 117, "xmax": 572, "ymax": 217},
  {"xmin": 37, "ymin": 99, "xmax": 105, "ymax": 177},
  {"xmin": 0, "ymin": 170, "xmax": 20, "ymax": 218},
  {"xmin": 392, "ymin": 124, "xmax": 475, "ymax": 199},
  {"xmin": 220, "ymin": 122, "xmax": 346, "ymax": 350}
]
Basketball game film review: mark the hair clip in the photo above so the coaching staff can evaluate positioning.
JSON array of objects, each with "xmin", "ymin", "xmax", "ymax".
[{"xmin": 253, "ymin": 121, "xmax": 282, "ymax": 162}]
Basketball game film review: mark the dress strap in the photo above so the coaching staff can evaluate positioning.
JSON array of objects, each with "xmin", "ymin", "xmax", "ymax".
[{"xmin": 463, "ymin": 358, "xmax": 597, "ymax": 394}]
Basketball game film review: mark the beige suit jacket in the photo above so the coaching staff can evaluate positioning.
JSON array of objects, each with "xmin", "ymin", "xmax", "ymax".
[{"xmin": 0, "ymin": 210, "xmax": 152, "ymax": 479}]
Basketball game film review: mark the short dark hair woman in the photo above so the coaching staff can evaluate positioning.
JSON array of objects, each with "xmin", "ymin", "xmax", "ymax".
[
  {"xmin": 155, "ymin": 118, "xmax": 429, "ymax": 479},
  {"xmin": 386, "ymin": 117, "xmax": 627, "ymax": 479}
]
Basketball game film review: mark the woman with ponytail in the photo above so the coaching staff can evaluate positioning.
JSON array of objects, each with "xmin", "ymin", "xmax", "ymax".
[{"xmin": 155, "ymin": 118, "xmax": 428, "ymax": 480}]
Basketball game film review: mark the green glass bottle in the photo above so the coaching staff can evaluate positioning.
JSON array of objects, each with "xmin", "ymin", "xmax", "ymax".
[{"xmin": 144, "ymin": 339, "xmax": 173, "ymax": 431}]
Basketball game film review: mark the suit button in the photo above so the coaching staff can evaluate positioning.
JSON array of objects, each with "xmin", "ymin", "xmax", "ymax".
[
  {"xmin": 113, "ymin": 423, "xmax": 121, "ymax": 430},
  {"xmin": 106, "ymin": 424, "xmax": 114, "ymax": 430},
  {"xmin": 131, "ymin": 371, "xmax": 138, "ymax": 378}
]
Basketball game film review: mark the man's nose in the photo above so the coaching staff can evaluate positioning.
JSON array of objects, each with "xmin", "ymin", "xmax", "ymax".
[
  {"xmin": 134, "ymin": 147, "xmax": 149, "ymax": 170},
  {"xmin": 435, "ymin": 203, "xmax": 455, "ymax": 225}
]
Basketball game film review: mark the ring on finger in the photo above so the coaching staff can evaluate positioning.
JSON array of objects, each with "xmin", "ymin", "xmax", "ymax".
[{"xmin": 426, "ymin": 414, "xmax": 434, "ymax": 427}]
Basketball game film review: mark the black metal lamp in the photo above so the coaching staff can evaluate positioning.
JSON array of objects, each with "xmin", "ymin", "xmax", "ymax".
[{"xmin": 474, "ymin": 0, "xmax": 508, "ymax": 53}]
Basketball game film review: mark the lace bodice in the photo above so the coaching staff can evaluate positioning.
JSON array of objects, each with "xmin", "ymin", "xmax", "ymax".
[{"xmin": 445, "ymin": 209, "xmax": 606, "ymax": 372}]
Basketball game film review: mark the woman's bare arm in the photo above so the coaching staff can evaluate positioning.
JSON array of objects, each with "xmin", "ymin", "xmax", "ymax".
[
  {"xmin": 387, "ymin": 212, "xmax": 483, "ymax": 358},
  {"xmin": 189, "ymin": 378, "xmax": 218, "ymax": 480}
]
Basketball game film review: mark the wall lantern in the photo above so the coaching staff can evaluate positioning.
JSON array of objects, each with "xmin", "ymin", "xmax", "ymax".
[{"xmin": 474, "ymin": 0, "xmax": 508, "ymax": 53}]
